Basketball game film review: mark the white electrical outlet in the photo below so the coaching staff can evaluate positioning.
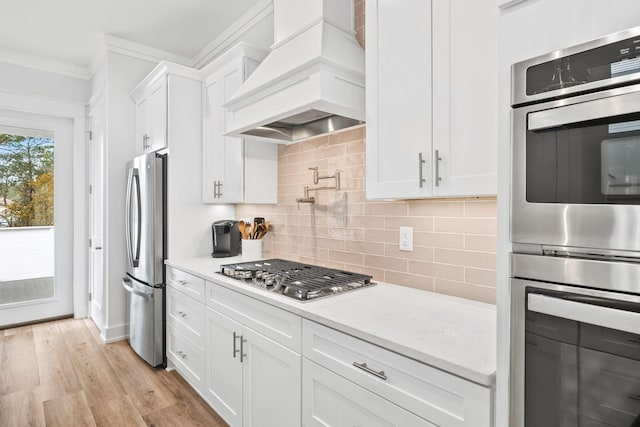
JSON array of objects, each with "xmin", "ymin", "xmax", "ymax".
[{"xmin": 399, "ymin": 226, "xmax": 413, "ymax": 251}]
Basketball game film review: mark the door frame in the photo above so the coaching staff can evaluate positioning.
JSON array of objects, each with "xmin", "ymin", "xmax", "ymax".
[
  {"xmin": 88, "ymin": 87, "xmax": 106, "ymax": 331},
  {"xmin": 0, "ymin": 89, "xmax": 88, "ymax": 319}
]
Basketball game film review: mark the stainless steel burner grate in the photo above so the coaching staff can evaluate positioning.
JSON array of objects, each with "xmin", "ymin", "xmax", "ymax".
[{"xmin": 219, "ymin": 259, "xmax": 374, "ymax": 301}]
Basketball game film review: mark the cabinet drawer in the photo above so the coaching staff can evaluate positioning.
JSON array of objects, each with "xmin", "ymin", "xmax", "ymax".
[
  {"xmin": 167, "ymin": 325, "xmax": 204, "ymax": 393},
  {"xmin": 303, "ymin": 358, "xmax": 434, "ymax": 427},
  {"xmin": 206, "ymin": 281, "xmax": 301, "ymax": 352},
  {"xmin": 302, "ymin": 320, "xmax": 491, "ymax": 427},
  {"xmin": 167, "ymin": 266, "xmax": 205, "ymax": 303},
  {"xmin": 167, "ymin": 286, "xmax": 204, "ymax": 347}
]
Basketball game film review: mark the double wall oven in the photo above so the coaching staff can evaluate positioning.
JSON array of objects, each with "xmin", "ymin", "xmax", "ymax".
[{"xmin": 510, "ymin": 27, "xmax": 640, "ymax": 426}]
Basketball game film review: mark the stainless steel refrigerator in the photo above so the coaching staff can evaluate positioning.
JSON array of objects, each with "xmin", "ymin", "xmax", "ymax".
[{"xmin": 122, "ymin": 151, "xmax": 166, "ymax": 367}]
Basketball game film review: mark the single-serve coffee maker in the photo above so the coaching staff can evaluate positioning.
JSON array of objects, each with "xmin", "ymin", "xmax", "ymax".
[{"xmin": 211, "ymin": 220, "xmax": 241, "ymax": 258}]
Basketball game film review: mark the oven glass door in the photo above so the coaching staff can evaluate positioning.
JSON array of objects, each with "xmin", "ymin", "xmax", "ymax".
[
  {"xmin": 524, "ymin": 287, "xmax": 640, "ymax": 427},
  {"xmin": 512, "ymin": 86, "xmax": 640, "ymax": 251},
  {"xmin": 525, "ymin": 94, "xmax": 640, "ymax": 204}
]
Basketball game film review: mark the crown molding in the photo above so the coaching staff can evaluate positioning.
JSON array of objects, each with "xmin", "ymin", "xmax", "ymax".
[
  {"xmin": 103, "ymin": 35, "xmax": 192, "ymax": 66},
  {"xmin": 191, "ymin": 0, "xmax": 274, "ymax": 69},
  {"xmin": 0, "ymin": 3, "xmax": 274, "ymax": 84},
  {"xmin": 0, "ymin": 47, "xmax": 90, "ymax": 80}
]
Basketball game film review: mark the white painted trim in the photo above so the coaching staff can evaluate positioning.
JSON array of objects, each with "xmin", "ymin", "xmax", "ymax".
[
  {"xmin": 102, "ymin": 323, "xmax": 128, "ymax": 343},
  {"xmin": 0, "ymin": 89, "xmax": 86, "ymax": 113},
  {"xmin": 104, "ymin": 35, "xmax": 192, "ymax": 67},
  {"xmin": 129, "ymin": 61, "xmax": 202, "ymax": 101},
  {"xmin": 0, "ymin": 46, "xmax": 90, "ymax": 80},
  {"xmin": 0, "ymin": 89, "xmax": 89, "ymax": 320},
  {"xmin": 191, "ymin": 0, "xmax": 274, "ymax": 69},
  {"xmin": 1, "ymin": 1, "xmax": 275, "ymax": 80}
]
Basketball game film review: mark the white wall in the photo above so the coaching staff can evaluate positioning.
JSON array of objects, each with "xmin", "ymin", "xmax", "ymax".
[
  {"xmin": 496, "ymin": 2, "xmax": 640, "ymax": 425},
  {"xmin": 102, "ymin": 51, "xmax": 157, "ymax": 340},
  {"xmin": 0, "ymin": 61, "xmax": 89, "ymax": 104}
]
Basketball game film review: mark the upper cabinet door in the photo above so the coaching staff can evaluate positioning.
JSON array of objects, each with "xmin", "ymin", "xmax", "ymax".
[
  {"xmin": 133, "ymin": 74, "xmax": 168, "ymax": 154},
  {"xmin": 431, "ymin": 0, "xmax": 497, "ymax": 197},
  {"xmin": 365, "ymin": 0, "xmax": 497, "ymax": 200},
  {"xmin": 203, "ymin": 62, "xmax": 244, "ymax": 204},
  {"xmin": 147, "ymin": 75, "xmax": 168, "ymax": 152},
  {"xmin": 135, "ymin": 95, "xmax": 150, "ymax": 155},
  {"xmin": 365, "ymin": 0, "xmax": 434, "ymax": 200},
  {"xmin": 201, "ymin": 45, "xmax": 277, "ymax": 205}
]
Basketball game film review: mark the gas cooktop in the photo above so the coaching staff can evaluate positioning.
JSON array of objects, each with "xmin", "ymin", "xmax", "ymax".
[{"xmin": 219, "ymin": 259, "xmax": 375, "ymax": 301}]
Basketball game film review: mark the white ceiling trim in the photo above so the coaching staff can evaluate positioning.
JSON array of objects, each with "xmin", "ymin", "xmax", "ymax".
[
  {"xmin": 0, "ymin": 47, "xmax": 90, "ymax": 80},
  {"xmin": 103, "ymin": 35, "xmax": 193, "ymax": 67},
  {"xmin": 191, "ymin": 0, "xmax": 274, "ymax": 69},
  {"xmin": 0, "ymin": 2, "xmax": 272, "ymax": 81}
]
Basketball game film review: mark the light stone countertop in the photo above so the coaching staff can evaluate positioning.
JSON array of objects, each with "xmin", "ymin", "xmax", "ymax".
[{"xmin": 166, "ymin": 256, "xmax": 497, "ymax": 386}]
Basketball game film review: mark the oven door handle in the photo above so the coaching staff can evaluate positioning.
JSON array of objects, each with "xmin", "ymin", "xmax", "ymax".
[
  {"xmin": 528, "ymin": 89, "xmax": 640, "ymax": 131},
  {"xmin": 528, "ymin": 293, "xmax": 640, "ymax": 335}
]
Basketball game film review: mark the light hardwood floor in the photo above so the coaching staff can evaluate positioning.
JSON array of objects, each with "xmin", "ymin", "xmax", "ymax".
[{"xmin": 0, "ymin": 318, "xmax": 229, "ymax": 427}]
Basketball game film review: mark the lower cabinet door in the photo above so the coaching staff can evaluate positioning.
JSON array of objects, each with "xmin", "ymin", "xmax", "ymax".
[
  {"xmin": 242, "ymin": 327, "xmax": 301, "ymax": 427},
  {"xmin": 303, "ymin": 359, "xmax": 436, "ymax": 427},
  {"xmin": 204, "ymin": 307, "xmax": 243, "ymax": 427}
]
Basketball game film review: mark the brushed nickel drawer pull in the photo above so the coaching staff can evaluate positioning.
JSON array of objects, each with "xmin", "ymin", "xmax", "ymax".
[
  {"xmin": 233, "ymin": 332, "xmax": 240, "ymax": 358},
  {"xmin": 177, "ymin": 280, "xmax": 187, "ymax": 286},
  {"xmin": 176, "ymin": 350, "xmax": 187, "ymax": 359},
  {"xmin": 418, "ymin": 152, "xmax": 426, "ymax": 188},
  {"xmin": 353, "ymin": 362, "xmax": 387, "ymax": 381},
  {"xmin": 240, "ymin": 336, "xmax": 247, "ymax": 363},
  {"xmin": 177, "ymin": 311, "xmax": 187, "ymax": 318},
  {"xmin": 434, "ymin": 150, "xmax": 442, "ymax": 187}
]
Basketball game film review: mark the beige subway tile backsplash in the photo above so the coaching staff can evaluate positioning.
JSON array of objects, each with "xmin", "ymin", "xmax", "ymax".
[{"xmin": 236, "ymin": 125, "xmax": 498, "ymax": 304}]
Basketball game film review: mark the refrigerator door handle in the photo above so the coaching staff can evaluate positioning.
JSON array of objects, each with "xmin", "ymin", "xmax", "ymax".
[
  {"xmin": 122, "ymin": 276, "xmax": 153, "ymax": 300},
  {"xmin": 125, "ymin": 168, "xmax": 141, "ymax": 268}
]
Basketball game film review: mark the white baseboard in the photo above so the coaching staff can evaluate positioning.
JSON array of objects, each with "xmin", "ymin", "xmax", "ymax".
[{"xmin": 102, "ymin": 322, "xmax": 128, "ymax": 343}]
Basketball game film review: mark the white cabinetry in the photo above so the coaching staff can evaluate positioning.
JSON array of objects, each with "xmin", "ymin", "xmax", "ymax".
[
  {"xmin": 303, "ymin": 358, "xmax": 434, "ymax": 427},
  {"xmin": 201, "ymin": 43, "xmax": 278, "ymax": 204},
  {"xmin": 204, "ymin": 281, "xmax": 302, "ymax": 427},
  {"xmin": 166, "ymin": 266, "xmax": 206, "ymax": 393},
  {"xmin": 166, "ymin": 263, "xmax": 493, "ymax": 427},
  {"xmin": 302, "ymin": 319, "xmax": 492, "ymax": 427},
  {"xmin": 130, "ymin": 62, "xmax": 201, "ymax": 155},
  {"xmin": 365, "ymin": 0, "xmax": 497, "ymax": 199},
  {"xmin": 132, "ymin": 74, "xmax": 168, "ymax": 153}
]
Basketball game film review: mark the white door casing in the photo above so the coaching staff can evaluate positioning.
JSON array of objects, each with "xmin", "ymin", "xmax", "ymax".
[
  {"xmin": 88, "ymin": 92, "xmax": 106, "ymax": 332},
  {"xmin": 0, "ymin": 90, "xmax": 87, "ymax": 325}
]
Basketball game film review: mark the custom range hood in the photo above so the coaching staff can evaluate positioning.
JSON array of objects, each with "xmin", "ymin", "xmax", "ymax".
[{"xmin": 223, "ymin": 0, "xmax": 365, "ymax": 143}]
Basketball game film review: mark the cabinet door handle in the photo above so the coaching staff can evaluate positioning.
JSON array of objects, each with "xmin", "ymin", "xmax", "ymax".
[
  {"xmin": 233, "ymin": 331, "xmax": 240, "ymax": 358},
  {"xmin": 177, "ymin": 280, "xmax": 187, "ymax": 286},
  {"xmin": 628, "ymin": 395, "xmax": 640, "ymax": 402},
  {"xmin": 177, "ymin": 311, "xmax": 187, "ymax": 318},
  {"xmin": 143, "ymin": 133, "xmax": 150, "ymax": 150},
  {"xmin": 240, "ymin": 336, "xmax": 247, "ymax": 363},
  {"xmin": 434, "ymin": 150, "xmax": 442, "ymax": 187},
  {"xmin": 629, "ymin": 337, "xmax": 640, "ymax": 344},
  {"xmin": 353, "ymin": 362, "xmax": 387, "ymax": 381},
  {"xmin": 176, "ymin": 350, "xmax": 187, "ymax": 359},
  {"xmin": 418, "ymin": 152, "xmax": 426, "ymax": 188}
]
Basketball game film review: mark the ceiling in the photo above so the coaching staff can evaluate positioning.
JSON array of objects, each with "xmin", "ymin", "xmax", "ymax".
[{"xmin": 0, "ymin": 0, "xmax": 262, "ymax": 73}]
